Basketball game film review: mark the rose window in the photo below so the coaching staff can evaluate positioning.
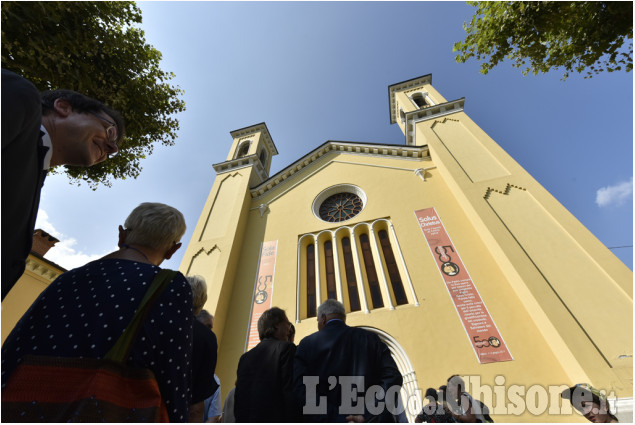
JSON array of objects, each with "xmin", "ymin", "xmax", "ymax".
[{"xmin": 318, "ymin": 193, "xmax": 363, "ymax": 222}]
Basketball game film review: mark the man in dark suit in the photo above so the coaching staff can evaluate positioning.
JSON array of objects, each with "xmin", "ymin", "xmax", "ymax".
[
  {"xmin": 234, "ymin": 307, "xmax": 299, "ymax": 422},
  {"xmin": 293, "ymin": 299, "xmax": 403, "ymax": 422},
  {"xmin": 1, "ymin": 69, "xmax": 124, "ymax": 299}
]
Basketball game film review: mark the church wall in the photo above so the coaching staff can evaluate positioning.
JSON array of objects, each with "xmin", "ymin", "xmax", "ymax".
[
  {"xmin": 1, "ymin": 257, "xmax": 62, "ymax": 344},
  {"xmin": 187, "ymin": 77, "xmax": 631, "ymax": 421},
  {"xmin": 180, "ymin": 167, "xmax": 257, "ymax": 346},
  {"xmin": 210, "ymin": 150, "xmax": 594, "ymax": 421},
  {"xmin": 412, "ymin": 109, "xmax": 632, "ymax": 408}
]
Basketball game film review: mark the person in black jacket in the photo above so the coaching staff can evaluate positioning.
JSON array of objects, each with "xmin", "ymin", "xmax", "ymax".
[
  {"xmin": 293, "ymin": 299, "xmax": 403, "ymax": 422},
  {"xmin": 234, "ymin": 307, "xmax": 299, "ymax": 422},
  {"xmin": 1, "ymin": 69, "xmax": 124, "ymax": 300},
  {"xmin": 187, "ymin": 276, "xmax": 219, "ymax": 422}
]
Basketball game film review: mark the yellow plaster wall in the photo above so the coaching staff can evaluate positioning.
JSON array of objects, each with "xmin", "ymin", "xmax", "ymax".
[
  {"xmin": 1, "ymin": 257, "xmax": 62, "ymax": 344},
  {"xmin": 184, "ymin": 80, "xmax": 631, "ymax": 422},
  {"xmin": 180, "ymin": 167, "xmax": 256, "ymax": 347},
  {"xmin": 205, "ymin": 151, "xmax": 598, "ymax": 421},
  {"xmin": 412, "ymin": 109, "xmax": 632, "ymax": 400}
]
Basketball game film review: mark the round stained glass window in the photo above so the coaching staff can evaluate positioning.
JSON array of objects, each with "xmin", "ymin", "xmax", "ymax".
[{"xmin": 318, "ymin": 192, "xmax": 363, "ymax": 222}]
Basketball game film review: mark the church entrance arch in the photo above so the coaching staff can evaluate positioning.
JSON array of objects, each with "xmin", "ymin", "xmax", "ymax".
[{"xmin": 359, "ymin": 326, "xmax": 422, "ymax": 422}]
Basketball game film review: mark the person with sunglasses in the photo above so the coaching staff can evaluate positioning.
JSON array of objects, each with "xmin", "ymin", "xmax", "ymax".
[{"xmin": 1, "ymin": 69, "xmax": 125, "ymax": 300}]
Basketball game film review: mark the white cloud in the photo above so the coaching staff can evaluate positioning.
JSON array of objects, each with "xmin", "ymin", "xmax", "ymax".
[
  {"xmin": 595, "ymin": 178, "xmax": 633, "ymax": 208},
  {"xmin": 35, "ymin": 209, "xmax": 113, "ymax": 270}
]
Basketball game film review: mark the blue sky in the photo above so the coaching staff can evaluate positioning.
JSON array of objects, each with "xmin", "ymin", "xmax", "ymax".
[{"xmin": 35, "ymin": 1, "xmax": 633, "ymax": 272}]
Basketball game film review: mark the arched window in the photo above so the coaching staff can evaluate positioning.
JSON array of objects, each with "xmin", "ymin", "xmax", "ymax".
[
  {"xmin": 297, "ymin": 218, "xmax": 417, "ymax": 320},
  {"xmin": 359, "ymin": 233, "xmax": 384, "ymax": 308},
  {"xmin": 324, "ymin": 241, "xmax": 337, "ymax": 300},
  {"xmin": 318, "ymin": 193, "xmax": 363, "ymax": 223},
  {"xmin": 379, "ymin": 230, "xmax": 407, "ymax": 305},
  {"xmin": 341, "ymin": 237, "xmax": 361, "ymax": 312},
  {"xmin": 259, "ymin": 149, "xmax": 267, "ymax": 166},
  {"xmin": 306, "ymin": 244, "xmax": 316, "ymax": 317},
  {"xmin": 411, "ymin": 93, "xmax": 427, "ymax": 108},
  {"xmin": 236, "ymin": 141, "xmax": 250, "ymax": 158}
]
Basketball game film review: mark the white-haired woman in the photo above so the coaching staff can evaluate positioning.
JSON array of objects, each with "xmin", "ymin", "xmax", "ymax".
[
  {"xmin": 185, "ymin": 275, "xmax": 219, "ymax": 422},
  {"xmin": 1, "ymin": 202, "xmax": 194, "ymax": 422}
]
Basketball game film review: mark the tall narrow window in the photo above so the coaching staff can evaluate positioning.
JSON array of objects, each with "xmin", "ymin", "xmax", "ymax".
[
  {"xmin": 359, "ymin": 233, "xmax": 384, "ymax": 308},
  {"xmin": 324, "ymin": 241, "xmax": 337, "ymax": 300},
  {"xmin": 379, "ymin": 230, "xmax": 407, "ymax": 305},
  {"xmin": 236, "ymin": 141, "xmax": 250, "ymax": 158},
  {"xmin": 411, "ymin": 93, "xmax": 427, "ymax": 108},
  {"xmin": 341, "ymin": 237, "xmax": 361, "ymax": 312},
  {"xmin": 306, "ymin": 244, "xmax": 316, "ymax": 317},
  {"xmin": 259, "ymin": 149, "xmax": 267, "ymax": 166}
]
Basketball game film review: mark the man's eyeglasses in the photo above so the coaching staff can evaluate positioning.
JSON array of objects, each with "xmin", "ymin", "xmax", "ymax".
[{"xmin": 90, "ymin": 112, "xmax": 119, "ymax": 156}]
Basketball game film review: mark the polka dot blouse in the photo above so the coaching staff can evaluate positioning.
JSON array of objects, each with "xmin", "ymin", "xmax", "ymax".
[{"xmin": 1, "ymin": 259, "xmax": 194, "ymax": 422}]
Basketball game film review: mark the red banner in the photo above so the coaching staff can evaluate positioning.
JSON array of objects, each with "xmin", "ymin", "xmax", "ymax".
[
  {"xmin": 245, "ymin": 240, "xmax": 278, "ymax": 351},
  {"xmin": 415, "ymin": 208, "xmax": 513, "ymax": 364}
]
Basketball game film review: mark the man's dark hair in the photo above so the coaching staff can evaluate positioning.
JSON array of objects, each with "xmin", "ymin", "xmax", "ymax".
[
  {"xmin": 425, "ymin": 388, "xmax": 438, "ymax": 401},
  {"xmin": 41, "ymin": 89, "xmax": 125, "ymax": 145},
  {"xmin": 257, "ymin": 307, "xmax": 287, "ymax": 340}
]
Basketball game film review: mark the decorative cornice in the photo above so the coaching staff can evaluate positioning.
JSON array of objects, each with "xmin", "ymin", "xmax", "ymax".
[
  {"xmin": 212, "ymin": 154, "xmax": 267, "ymax": 181},
  {"xmin": 230, "ymin": 122, "xmax": 279, "ymax": 156},
  {"xmin": 404, "ymin": 98, "xmax": 465, "ymax": 146},
  {"xmin": 249, "ymin": 141, "xmax": 429, "ymax": 199},
  {"xmin": 388, "ymin": 74, "xmax": 432, "ymax": 124},
  {"xmin": 25, "ymin": 255, "xmax": 64, "ymax": 281}
]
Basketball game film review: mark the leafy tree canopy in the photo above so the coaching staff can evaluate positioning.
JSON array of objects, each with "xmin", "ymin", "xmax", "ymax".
[
  {"xmin": 454, "ymin": 1, "xmax": 633, "ymax": 80},
  {"xmin": 1, "ymin": 1, "xmax": 185, "ymax": 188}
]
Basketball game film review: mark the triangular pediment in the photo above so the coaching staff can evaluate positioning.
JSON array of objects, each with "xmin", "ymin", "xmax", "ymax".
[{"xmin": 249, "ymin": 140, "xmax": 429, "ymax": 199}]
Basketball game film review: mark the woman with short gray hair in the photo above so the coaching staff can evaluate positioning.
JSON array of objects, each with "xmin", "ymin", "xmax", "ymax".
[
  {"xmin": 2, "ymin": 202, "xmax": 194, "ymax": 422},
  {"xmin": 186, "ymin": 274, "xmax": 219, "ymax": 421}
]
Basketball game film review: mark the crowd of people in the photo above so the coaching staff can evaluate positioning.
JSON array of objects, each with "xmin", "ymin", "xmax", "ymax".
[
  {"xmin": 0, "ymin": 71, "xmax": 622, "ymax": 423},
  {"xmin": 0, "ymin": 201, "xmax": 403, "ymax": 422}
]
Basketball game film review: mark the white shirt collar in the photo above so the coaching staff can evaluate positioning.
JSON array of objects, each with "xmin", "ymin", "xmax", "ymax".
[{"xmin": 40, "ymin": 125, "xmax": 52, "ymax": 170}]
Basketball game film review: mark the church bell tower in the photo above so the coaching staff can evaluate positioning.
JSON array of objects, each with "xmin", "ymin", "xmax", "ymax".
[{"xmin": 179, "ymin": 123, "xmax": 278, "ymax": 341}]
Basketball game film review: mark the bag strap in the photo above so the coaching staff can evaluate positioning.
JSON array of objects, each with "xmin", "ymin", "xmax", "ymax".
[{"xmin": 105, "ymin": 269, "xmax": 178, "ymax": 363}]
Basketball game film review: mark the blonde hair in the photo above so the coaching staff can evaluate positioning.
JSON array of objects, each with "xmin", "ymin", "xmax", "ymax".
[
  {"xmin": 186, "ymin": 275, "xmax": 208, "ymax": 315},
  {"xmin": 124, "ymin": 202, "xmax": 186, "ymax": 251}
]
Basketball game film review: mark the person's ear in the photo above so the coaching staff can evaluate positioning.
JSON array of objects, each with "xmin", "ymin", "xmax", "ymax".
[
  {"xmin": 53, "ymin": 98, "xmax": 72, "ymax": 117},
  {"xmin": 117, "ymin": 225, "xmax": 127, "ymax": 247},
  {"xmin": 164, "ymin": 242, "xmax": 182, "ymax": 260}
]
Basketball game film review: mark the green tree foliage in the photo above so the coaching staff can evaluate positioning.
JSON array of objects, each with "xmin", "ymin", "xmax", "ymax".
[
  {"xmin": 454, "ymin": 1, "xmax": 633, "ymax": 80},
  {"xmin": 1, "ymin": 1, "xmax": 185, "ymax": 188}
]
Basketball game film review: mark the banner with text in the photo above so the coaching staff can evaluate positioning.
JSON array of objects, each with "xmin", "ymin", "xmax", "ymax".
[
  {"xmin": 415, "ymin": 208, "xmax": 513, "ymax": 364},
  {"xmin": 245, "ymin": 240, "xmax": 278, "ymax": 351}
]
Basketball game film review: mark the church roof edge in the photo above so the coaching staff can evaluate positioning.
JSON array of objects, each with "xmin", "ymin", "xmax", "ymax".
[
  {"xmin": 249, "ymin": 140, "xmax": 429, "ymax": 198},
  {"xmin": 229, "ymin": 122, "xmax": 279, "ymax": 155}
]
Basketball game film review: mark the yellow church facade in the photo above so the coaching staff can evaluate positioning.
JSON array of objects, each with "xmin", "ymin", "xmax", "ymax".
[{"xmin": 179, "ymin": 75, "xmax": 632, "ymax": 422}]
